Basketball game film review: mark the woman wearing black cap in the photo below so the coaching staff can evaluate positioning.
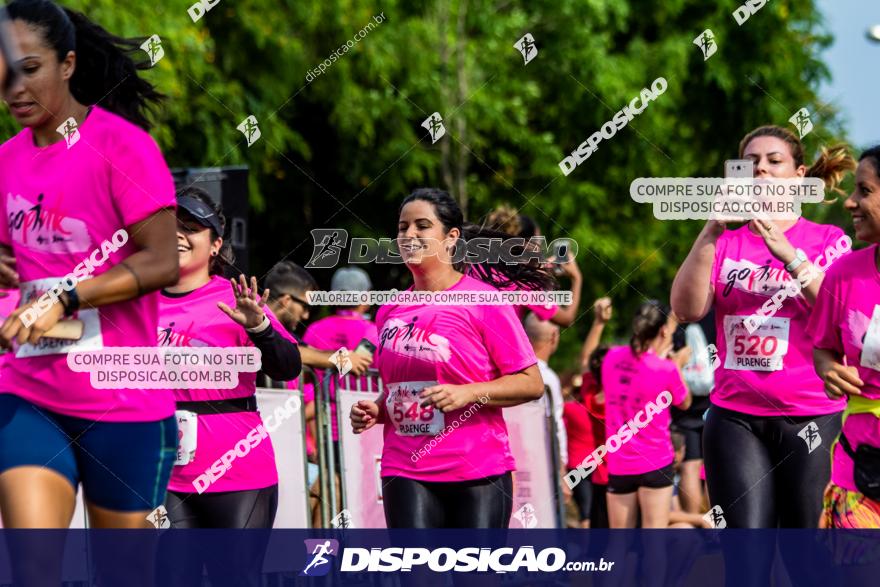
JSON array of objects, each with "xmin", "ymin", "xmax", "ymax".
[{"xmin": 158, "ymin": 186, "xmax": 301, "ymax": 532}]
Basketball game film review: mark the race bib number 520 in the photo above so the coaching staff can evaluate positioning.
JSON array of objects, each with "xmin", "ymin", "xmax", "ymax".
[
  {"xmin": 724, "ymin": 315, "xmax": 790, "ymax": 372},
  {"xmin": 385, "ymin": 381, "xmax": 445, "ymax": 436}
]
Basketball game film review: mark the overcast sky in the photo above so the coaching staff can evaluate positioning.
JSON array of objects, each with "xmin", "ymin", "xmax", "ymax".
[{"xmin": 817, "ymin": 0, "xmax": 880, "ymax": 149}]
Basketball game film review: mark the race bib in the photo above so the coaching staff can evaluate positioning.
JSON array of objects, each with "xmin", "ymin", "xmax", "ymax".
[
  {"xmin": 860, "ymin": 305, "xmax": 880, "ymax": 372},
  {"xmin": 385, "ymin": 381, "xmax": 445, "ymax": 436},
  {"xmin": 723, "ymin": 315, "xmax": 790, "ymax": 372},
  {"xmin": 175, "ymin": 410, "xmax": 198, "ymax": 466},
  {"xmin": 15, "ymin": 277, "xmax": 103, "ymax": 358}
]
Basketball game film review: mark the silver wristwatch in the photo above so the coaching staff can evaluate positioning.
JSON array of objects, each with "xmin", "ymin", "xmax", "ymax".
[{"xmin": 785, "ymin": 248, "xmax": 808, "ymax": 273}]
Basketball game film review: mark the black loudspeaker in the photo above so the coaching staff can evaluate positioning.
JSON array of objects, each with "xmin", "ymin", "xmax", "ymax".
[{"xmin": 171, "ymin": 166, "xmax": 249, "ymax": 276}]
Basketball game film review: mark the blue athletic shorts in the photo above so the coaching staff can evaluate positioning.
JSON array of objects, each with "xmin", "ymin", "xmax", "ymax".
[{"xmin": 0, "ymin": 393, "xmax": 177, "ymax": 512}]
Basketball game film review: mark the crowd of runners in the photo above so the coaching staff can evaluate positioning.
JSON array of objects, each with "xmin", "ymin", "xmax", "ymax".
[{"xmin": 0, "ymin": 0, "xmax": 876, "ymax": 549}]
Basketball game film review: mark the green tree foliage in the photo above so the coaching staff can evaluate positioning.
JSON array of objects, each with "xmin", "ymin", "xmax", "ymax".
[{"xmin": 0, "ymin": 0, "xmax": 849, "ymax": 372}]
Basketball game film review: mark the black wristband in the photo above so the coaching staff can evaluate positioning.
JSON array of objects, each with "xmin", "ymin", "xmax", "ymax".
[{"xmin": 62, "ymin": 287, "xmax": 80, "ymax": 317}]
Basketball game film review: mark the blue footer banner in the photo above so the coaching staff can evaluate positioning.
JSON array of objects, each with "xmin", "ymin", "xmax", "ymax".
[{"xmin": 0, "ymin": 529, "xmax": 878, "ymax": 586}]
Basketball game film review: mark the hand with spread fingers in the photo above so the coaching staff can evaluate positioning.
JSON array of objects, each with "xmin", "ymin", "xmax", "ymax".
[{"xmin": 218, "ymin": 274, "xmax": 269, "ymax": 329}]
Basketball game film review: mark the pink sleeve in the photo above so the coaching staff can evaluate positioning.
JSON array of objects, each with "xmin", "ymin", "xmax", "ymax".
[
  {"xmin": 807, "ymin": 264, "xmax": 843, "ymax": 353},
  {"xmin": 109, "ymin": 128, "xmax": 176, "ymax": 227},
  {"xmin": 526, "ymin": 303, "xmax": 558, "ymax": 321},
  {"xmin": 668, "ymin": 363, "xmax": 689, "ymax": 405},
  {"xmin": 480, "ymin": 304, "xmax": 537, "ymax": 375}
]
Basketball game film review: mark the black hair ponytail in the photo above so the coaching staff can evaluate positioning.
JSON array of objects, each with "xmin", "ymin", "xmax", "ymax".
[
  {"xmin": 630, "ymin": 300, "xmax": 671, "ymax": 357},
  {"xmin": 400, "ymin": 188, "xmax": 556, "ymax": 292},
  {"xmin": 8, "ymin": 0, "xmax": 164, "ymax": 130}
]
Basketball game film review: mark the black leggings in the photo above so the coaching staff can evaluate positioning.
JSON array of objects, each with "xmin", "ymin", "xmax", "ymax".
[
  {"xmin": 164, "ymin": 485, "xmax": 279, "ymax": 528},
  {"xmin": 703, "ymin": 405, "xmax": 840, "ymax": 528},
  {"xmin": 157, "ymin": 486, "xmax": 278, "ymax": 587},
  {"xmin": 382, "ymin": 473, "xmax": 513, "ymax": 528}
]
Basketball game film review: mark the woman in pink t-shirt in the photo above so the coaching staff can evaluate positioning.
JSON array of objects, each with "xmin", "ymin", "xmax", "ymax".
[
  {"xmin": 602, "ymin": 301, "xmax": 691, "ymax": 528},
  {"xmin": 159, "ymin": 187, "xmax": 300, "ymax": 532},
  {"xmin": 672, "ymin": 126, "xmax": 855, "ymax": 536},
  {"xmin": 0, "ymin": 1, "xmax": 180, "ymax": 531},
  {"xmin": 350, "ymin": 188, "xmax": 545, "ymax": 528},
  {"xmin": 809, "ymin": 146, "xmax": 880, "ymax": 528}
]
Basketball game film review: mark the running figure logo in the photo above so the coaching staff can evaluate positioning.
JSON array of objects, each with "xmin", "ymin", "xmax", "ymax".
[
  {"xmin": 693, "ymin": 29, "xmax": 717, "ymax": 61},
  {"xmin": 306, "ymin": 228, "xmax": 349, "ymax": 269},
  {"xmin": 706, "ymin": 344, "xmax": 720, "ymax": 370},
  {"xmin": 514, "ymin": 33, "xmax": 538, "ymax": 65},
  {"xmin": 421, "ymin": 112, "xmax": 446, "ymax": 144},
  {"xmin": 513, "ymin": 503, "xmax": 538, "ymax": 528},
  {"xmin": 703, "ymin": 505, "xmax": 727, "ymax": 529},
  {"xmin": 789, "ymin": 108, "xmax": 813, "ymax": 139},
  {"xmin": 798, "ymin": 421, "xmax": 822, "ymax": 453},
  {"xmin": 237, "ymin": 115, "xmax": 261, "ymax": 147},
  {"xmin": 331, "ymin": 509, "xmax": 354, "ymax": 529},
  {"xmin": 146, "ymin": 505, "xmax": 171, "ymax": 529},
  {"xmin": 329, "ymin": 347, "xmax": 353, "ymax": 376},
  {"xmin": 300, "ymin": 539, "xmax": 339, "ymax": 577},
  {"xmin": 140, "ymin": 34, "xmax": 165, "ymax": 66},
  {"xmin": 56, "ymin": 117, "xmax": 80, "ymax": 148}
]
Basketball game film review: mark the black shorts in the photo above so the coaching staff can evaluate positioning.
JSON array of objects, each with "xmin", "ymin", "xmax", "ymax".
[
  {"xmin": 607, "ymin": 463, "xmax": 674, "ymax": 494},
  {"xmin": 676, "ymin": 426, "xmax": 703, "ymax": 461}
]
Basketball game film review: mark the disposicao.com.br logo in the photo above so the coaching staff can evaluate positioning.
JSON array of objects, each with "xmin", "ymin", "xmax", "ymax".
[{"xmin": 301, "ymin": 544, "xmax": 616, "ymax": 574}]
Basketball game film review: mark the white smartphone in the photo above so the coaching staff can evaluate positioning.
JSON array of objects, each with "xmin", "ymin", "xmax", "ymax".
[{"xmin": 724, "ymin": 159, "xmax": 754, "ymax": 178}]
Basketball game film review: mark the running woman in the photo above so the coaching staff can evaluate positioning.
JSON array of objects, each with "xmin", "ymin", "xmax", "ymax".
[
  {"xmin": 809, "ymin": 146, "xmax": 880, "ymax": 528},
  {"xmin": 160, "ymin": 187, "xmax": 300, "ymax": 529},
  {"xmin": 0, "ymin": 0, "xmax": 179, "ymax": 530},
  {"xmin": 350, "ymin": 188, "xmax": 545, "ymax": 528},
  {"xmin": 602, "ymin": 301, "xmax": 691, "ymax": 528},
  {"xmin": 671, "ymin": 125, "xmax": 855, "ymax": 530}
]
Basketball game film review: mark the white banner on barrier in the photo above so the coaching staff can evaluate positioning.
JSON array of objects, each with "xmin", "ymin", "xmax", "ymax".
[
  {"xmin": 504, "ymin": 398, "xmax": 559, "ymax": 528},
  {"xmin": 255, "ymin": 387, "xmax": 310, "ymax": 530},
  {"xmin": 337, "ymin": 388, "xmax": 387, "ymax": 528},
  {"xmin": 337, "ymin": 388, "xmax": 558, "ymax": 529}
]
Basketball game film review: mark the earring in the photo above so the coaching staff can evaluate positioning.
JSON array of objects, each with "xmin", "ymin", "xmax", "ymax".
[{"xmin": 211, "ymin": 251, "xmax": 218, "ymax": 257}]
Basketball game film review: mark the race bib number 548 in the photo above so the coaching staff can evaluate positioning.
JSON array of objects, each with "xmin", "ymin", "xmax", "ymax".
[
  {"xmin": 385, "ymin": 381, "xmax": 445, "ymax": 436},
  {"xmin": 724, "ymin": 315, "xmax": 790, "ymax": 372}
]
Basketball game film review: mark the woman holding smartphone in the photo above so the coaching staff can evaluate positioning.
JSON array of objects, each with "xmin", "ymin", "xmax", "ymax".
[
  {"xmin": 672, "ymin": 126, "xmax": 854, "ymax": 530},
  {"xmin": 0, "ymin": 0, "xmax": 179, "ymax": 529},
  {"xmin": 350, "ymin": 188, "xmax": 545, "ymax": 528}
]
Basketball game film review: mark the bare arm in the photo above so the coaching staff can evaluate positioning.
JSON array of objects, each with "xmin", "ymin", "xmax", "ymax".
[
  {"xmin": 580, "ymin": 297, "xmax": 612, "ymax": 369},
  {"xmin": 298, "ymin": 344, "xmax": 370, "ymax": 375},
  {"xmin": 671, "ymin": 221, "xmax": 724, "ymax": 323},
  {"xmin": 420, "ymin": 364, "xmax": 545, "ymax": 411},
  {"xmin": 1, "ymin": 208, "xmax": 179, "ymax": 346},
  {"xmin": 550, "ymin": 259, "xmax": 582, "ymax": 327}
]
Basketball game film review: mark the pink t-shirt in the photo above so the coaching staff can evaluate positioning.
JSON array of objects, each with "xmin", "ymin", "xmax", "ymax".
[
  {"xmin": 375, "ymin": 274, "xmax": 537, "ymax": 482},
  {"xmin": 710, "ymin": 218, "xmax": 847, "ymax": 416},
  {"xmin": 0, "ymin": 107, "xmax": 176, "ymax": 421},
  {"xmin": 602, "ymin": 346, "xmax": 688, "ymax": 475},
  {"xmin": 303, "ymin": 311, "xmax": 379, "ymax": 441},
  {"xmin": 159, "ymin": 275, "xmax": 297, "ymax": 492},
  {"xmin": 807, "ymin": 245, "xmax": 880, "ymax": 492},
  {"xmin": 0, "ymin": 289, "xmax": 21, "ymax": 373}
]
